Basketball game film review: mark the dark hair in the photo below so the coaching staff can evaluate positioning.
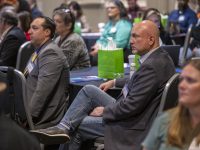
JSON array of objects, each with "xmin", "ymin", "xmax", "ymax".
[
  {"xmin": 17, "ymin": 0, "xmax": 31, "ymax": 13},
  {"xmin": 17, "ymin": 11, "xmax": 32, "ymax": 32},
  {"xmin": 68, "ymin": 1, "xmax": 83, "ymax": 19},
  {"xmin": 53, "ymin": 9, "xmax": 75, "ymax": 32},
  {"xmin": 142, "ymin": 8, "xmax": 165, "ymax": 32},
  {"xmin": 0, "ymin": 9, "xmax": 18, "ymax": 26},
  {"xmin": 107, "ymin": 0, "xmax": 128, "ymax": 19},
  {"xmin": 53, "ymin": 3, "xmax": 68, "ymax": 12},
  {"xmin": 36, "ymin": 16, "xmax": 56, "ymax": 39}
]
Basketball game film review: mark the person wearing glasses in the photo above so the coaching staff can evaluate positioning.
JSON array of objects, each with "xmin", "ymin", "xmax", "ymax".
[
  {"xmin": 142, "ymin": 58, "xmax": 200, "ymax": 150},
  {"xmin": 53, "ymin": 9, "xmax": 90, "ymax": 70},
  {"xmin": 90, "ymin": 0, "xmax": 132, "ymax": 56}
]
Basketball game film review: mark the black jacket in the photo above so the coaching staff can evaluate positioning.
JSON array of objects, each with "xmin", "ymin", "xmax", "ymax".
[{"xmin": 0, "ymin": 26, "xmax": 26, "ymax": 67}]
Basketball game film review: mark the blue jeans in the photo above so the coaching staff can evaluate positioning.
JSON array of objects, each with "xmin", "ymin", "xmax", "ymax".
[{"xmin": 58, "ymin": 85, "xmax": 116, "ymax": 150}]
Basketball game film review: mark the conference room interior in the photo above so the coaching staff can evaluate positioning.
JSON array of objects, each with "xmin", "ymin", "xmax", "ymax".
[{"xmin": 0, "ymin": 0, "xmax": 200, "ymax": 150}]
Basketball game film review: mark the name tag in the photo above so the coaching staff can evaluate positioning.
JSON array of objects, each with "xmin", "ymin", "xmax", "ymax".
[
  {"xmin": 27, "ymin": 62, "xmax": 35, "ymax": 74},
  {"xmin": 122, "ymin": 84, "xmax": 128, "ymax": 98},
  {"xmin": 178, "ymin": 15, "xmax": 185, "ymax": 22},
  {"xmin": 110, "ymin": 27, "xmax": 117, "ymax": 33}
]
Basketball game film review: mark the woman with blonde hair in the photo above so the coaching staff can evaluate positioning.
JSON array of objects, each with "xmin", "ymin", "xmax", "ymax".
[{"xmin": 142, "ymin": 58, "xmax": 200, "ymax": 150}]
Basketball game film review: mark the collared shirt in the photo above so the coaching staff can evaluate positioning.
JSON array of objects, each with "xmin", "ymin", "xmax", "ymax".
[
  {"xmin": 139, "ymin": 46, "xmax": 160, "ymax": 64},
  {"xmin": 114, "ymin": 46, "xmax": 160, "ymax": 87}
]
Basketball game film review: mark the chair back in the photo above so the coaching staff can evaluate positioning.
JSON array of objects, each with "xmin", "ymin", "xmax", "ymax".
[
  {"xmin": 157, "ymin": 73, "xmax": 179, "ymax": 116},
  {"xmin": 0, "ymin": 66, "xmax": 34, "ymax": 129},
  {"xmin": 16, "ymin": 41, "xmax": 35, "ymax": 72},
  {"xmin": 161, "ymin": 45, "xmax": 181, "ymax": 67},
  {"xmin": 179, "ymin": 24, "xmax": 193, "ymax": 66}
]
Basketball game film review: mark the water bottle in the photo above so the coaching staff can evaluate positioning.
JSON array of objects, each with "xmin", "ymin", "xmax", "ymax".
[{"xmin": 130, "ymin": 62, "xmax": 136, "ymax": 78}]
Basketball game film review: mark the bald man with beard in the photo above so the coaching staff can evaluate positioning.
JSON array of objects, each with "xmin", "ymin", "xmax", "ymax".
[{"xmin": 31, "ymin": 21, "xmax": 175, "ymax": 150}]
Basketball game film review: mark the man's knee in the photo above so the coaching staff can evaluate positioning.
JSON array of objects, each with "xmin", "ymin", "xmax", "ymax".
[{"xmin": 83, "ymin": 85, "xmax": 99, "ymax": 93}]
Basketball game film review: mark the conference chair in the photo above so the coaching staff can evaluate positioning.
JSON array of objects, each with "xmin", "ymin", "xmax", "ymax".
[
  {"xmin": 179, "ymin": 24, "xmax": 193, "ymax": 66},
  {"xmin": 157, "ymin": 73, "xmax": 180, "ymax": 116},
  {"xmin": 16, "ymin": 41, "xmax": 35, "ymax": 72},
  {"xmin": 0, "ymin": 66, "xmax": 34, "ymax": 129},
  {"xmin": 161, "ymin": 45, "xmax": 181, "ymax": 67}
]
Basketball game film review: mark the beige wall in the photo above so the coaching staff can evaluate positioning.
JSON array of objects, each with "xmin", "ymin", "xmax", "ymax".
[{"xmin": 37, "ymin": 0, "xmax": 177, "ymax": 32}]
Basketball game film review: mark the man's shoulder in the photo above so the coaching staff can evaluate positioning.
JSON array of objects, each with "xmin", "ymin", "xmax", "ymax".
[
  {"xmin": 40, "ymin": 41, "xmax": 64, "ymax": 57},
  {"xmin": 148, "ymin": 47, "xmax": 169, "ymax": 61},
  {"xmin": 8, "ymin": 26, "xmax": 25, "ymax": 36},
  {"xmin": 143, "ymin": 48, "xmax": 174, "ymax": 70},
  {"xmin": 45, "ymin": 41, "xmax": 61, "ymax": 51},
  {"xmin": 185, "ymin": 7, "xmax": 196, "ymax": 14},
  {"xmin": 3, "ymin": 27, "xmax": 25, "ymax": 40}
]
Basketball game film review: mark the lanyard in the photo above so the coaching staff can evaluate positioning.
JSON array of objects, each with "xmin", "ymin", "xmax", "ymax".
[{"xmin": 24, "ymin": 40, "xmax": 52, "ymax": 76}]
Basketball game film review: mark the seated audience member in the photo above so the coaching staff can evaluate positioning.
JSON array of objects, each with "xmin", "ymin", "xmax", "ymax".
[
  {"xmin": 15, "ymin": 0, "xmax": 31, "ymax": 13},
  {"xmin": 25, "ymin": 16, "xmax": 69, "ymax": 129},
  {"xmin": 142, "ymin": 58, "xmax": 200, "ymax": 150},
  {"xmin": 178, "ymin": 24, "xmax": 200, "ymax": 62},
  {"xmin": 0, "ymin": 71, "xmax": 41, "ymax": 150},
  {"xmin": 30, "ymin": 20, "xmax": 175, "ymax": 150},
  {"xmin": 168, "ymin": 0, "xmax": 197, "ymax": 34},
  {"xmin": 17, "ymin": 11, "xmax": 32, "ymax": 40},
  {"xmin": 0, "ymin": 0, "xmax": 17, "ymax": 11},
  {"xmin": 27, "ymin": 0, "xmax": 43, "ymax": 19},
  {"xmin": 68, "ymin": 1, "xmax": 91, "ymax": 33},
  {"xmin": 53, "ymin": 9, "xmax": 91, "ymax": 70},
  {"xmin": 188, "ymin": 25, "xmax": 200, "ymax": 57},
  {"xmin": 0, "ymin": 9, "xmax": 26, "ymax": 67},
  {"xmin": 90, "ymin": 0, "xmax": 132, "ymax": 56},
  {"xmin": 142, "ymin": 8, "xmax": 173, "ymax": 45},
  {"xmin": 126, "ymin": 0, "xmax": 144, "ymax": 21}
]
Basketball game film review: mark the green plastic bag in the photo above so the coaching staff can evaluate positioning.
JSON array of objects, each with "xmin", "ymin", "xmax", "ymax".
[{"xmin": 98, "ymin": 48, "xmax": 124, "ymax": 79}]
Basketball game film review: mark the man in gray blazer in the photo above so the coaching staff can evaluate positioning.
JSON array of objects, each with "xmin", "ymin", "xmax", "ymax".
[
  {"xmin": 31, "ymin": 20, "xmax": 175, "ymax": 150},
  {"xmin": 26, "ymin": 16, "xmax": 69, "ymax": 129}
]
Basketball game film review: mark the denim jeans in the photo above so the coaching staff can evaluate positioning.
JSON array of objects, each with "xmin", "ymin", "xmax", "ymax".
[{"xmin": 58, "ymin": 85, "xmax": 116, "ymax": 150}]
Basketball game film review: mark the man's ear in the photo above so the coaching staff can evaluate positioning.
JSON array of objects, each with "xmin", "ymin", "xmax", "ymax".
[
  {"xmin": 44, "ymin": 28, "xmax": 51, "ymax": 37},
  {"xmin": 148, "ymin": 36, "xmax": 155, "ymax": 45}
]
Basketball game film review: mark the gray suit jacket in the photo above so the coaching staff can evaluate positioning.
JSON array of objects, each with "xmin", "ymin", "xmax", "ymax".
[
  {"xmin": 26, "ymin": 41, "xmax": 69, "ymax": 129},
  {"xmin": 103, "ymin": 47, "xmax": 175, "ymax": 150}
]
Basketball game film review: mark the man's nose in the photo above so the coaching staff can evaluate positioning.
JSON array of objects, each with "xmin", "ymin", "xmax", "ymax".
[{"xmin": 28, "ymin": 28, "xmax": 32, "ymax": 34}]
